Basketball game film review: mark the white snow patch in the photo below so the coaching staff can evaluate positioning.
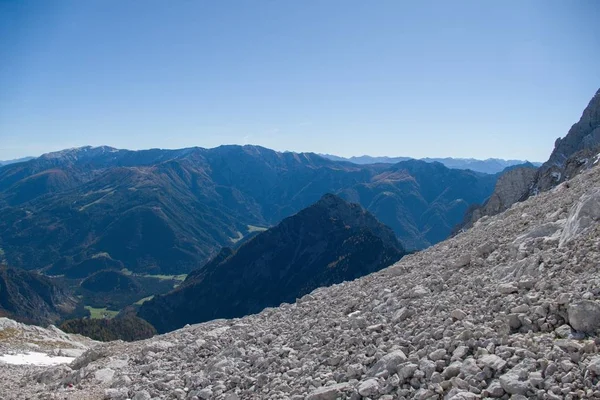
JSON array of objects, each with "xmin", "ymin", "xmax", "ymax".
[{"xmin": 0, "ymin": 352, "xmax": 74, "ymax": 366}]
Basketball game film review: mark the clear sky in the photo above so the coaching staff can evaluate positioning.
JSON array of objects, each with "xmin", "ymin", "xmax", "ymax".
[{"xmin": 1, "ymin": 1, "xmax": 599, "ymax": 161}]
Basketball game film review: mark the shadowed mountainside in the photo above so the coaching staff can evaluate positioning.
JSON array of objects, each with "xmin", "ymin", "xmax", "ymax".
[
  {"xmin": 138, "ymin": 194, "xmax": 405, "ymax": 333},
  {"xmin": 0, "ymin": 265, "xmax": 77, "ymax": 325}
]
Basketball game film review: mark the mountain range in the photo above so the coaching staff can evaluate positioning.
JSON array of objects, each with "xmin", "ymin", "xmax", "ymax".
[
  {"xmin": 320, "ymin": 154, "xmax": 541, "ymax": 174},
  {"xmin": 138, "ymin": 194, "xmax": 405, "ymax": 333},
  {"xmin": 0, "ymin": 157, "xmax": 35, "ymax": 167},
  {"xmin": 6, "ymin": 128, "xmax": 600, "ymax": 399},
  {"xmin": 0, "ymin": 145, "xmax": 497, "ymax": 279}
]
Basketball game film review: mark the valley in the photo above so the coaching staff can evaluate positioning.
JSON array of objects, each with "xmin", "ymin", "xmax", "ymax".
[{"xmin": 0, "ymin": 146, "xmax": 502, "ymax": 333}]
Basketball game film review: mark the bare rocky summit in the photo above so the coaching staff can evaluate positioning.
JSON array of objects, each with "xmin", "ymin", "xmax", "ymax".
[
  {"xmin": 2, "ymin": 158, "xmax": 600, "ymax": 399},
  {"xmin": 533, "ymin": 88, "xmax": 600, "ymax": 194},
  {"xmin": 461, "ymin": 88, "xmax": 600, "ymax": 231}
]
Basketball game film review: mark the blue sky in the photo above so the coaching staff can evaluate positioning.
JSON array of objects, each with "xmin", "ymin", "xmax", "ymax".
[{"xmin": 1, "ymin": 1, "xmax": 599, "ymax": 161}]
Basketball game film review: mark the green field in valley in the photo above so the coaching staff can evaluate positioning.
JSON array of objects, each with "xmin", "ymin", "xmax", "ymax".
[{"xmin": 84, "ymin": 306, "xmax": 119, "ymax": 319}]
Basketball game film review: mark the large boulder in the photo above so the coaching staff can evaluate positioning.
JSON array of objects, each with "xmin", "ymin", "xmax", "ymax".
[
  {"xmin": 305, "ymin": 383, "xmax": 353, "ymax": 400},
  {"xmin": 367, "ymin": 350, "xmax": 407, "ymax": 377},
  {"xmin": 568, "ymin": 300, "xmax": 600, "ymax": 333},
  {"xmin": 560, "ymin": 191, "xmax": 600, "ymax": 247},
  {"xmin": 499, "ymin": 371, "xmax": 530, "ymax": 395}
]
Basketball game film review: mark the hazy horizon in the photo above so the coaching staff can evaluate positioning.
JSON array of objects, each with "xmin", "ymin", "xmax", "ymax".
[
  {"xmin": 1, "ymin": 1, "xmax": 599, "ymax": 161},
  {"xmin": 0, "ymin": 143, "xmax": 545, "ymax": 164}
]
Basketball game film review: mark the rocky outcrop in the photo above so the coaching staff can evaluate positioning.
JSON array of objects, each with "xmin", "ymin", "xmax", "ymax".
[
  {"xmin": 4, "ymin": 154, "xmax": 600, "ymax": 399},
  {"xmin": 461, "ymin": 164, "xmax": 538, "ymax": 229},
  {"xmin": 532, "ymin": 88, "xmax": 600, "ymax": 194},
  {"xmin": 0, "ymin": 317, "xmax": 97, "ymax": 398},
  {"xmin": 460, "ymin": 88, "xmax": 600, "ymax": 229}
]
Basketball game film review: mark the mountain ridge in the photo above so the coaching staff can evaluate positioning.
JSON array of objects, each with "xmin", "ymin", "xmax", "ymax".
[
  {"xmin": 0, "ymin": 157, "xmax": 35, "ymax": 167},
  {"xmin": 531, "ymin": 88, "xmax": 600, "ymax": 194},
  {"xmin": 320, "ymin": 154, "xmax": 542, "ymax": 174}
]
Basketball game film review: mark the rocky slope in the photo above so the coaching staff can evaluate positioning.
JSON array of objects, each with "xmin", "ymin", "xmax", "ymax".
[
  {"xmin": 3, "ymin": 154, "xmax": 600, "ymax": 399},
  {"xmin": 0, "ymin": 317, "xmax": 97, "ymax": 398},
  {"xmin": 0, "ymin": 265, "xmax": 77, "ymax": 325},
  {"xmin": 138, "ymin": 194, "xmax": 405, "ymax": 333}
]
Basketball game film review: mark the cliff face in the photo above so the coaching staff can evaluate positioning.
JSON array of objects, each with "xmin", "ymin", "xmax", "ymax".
[
  {"xmin": 533, "ymin": 88, "xmax": 600, "ymax": 193},
  {"xmin": 482, "ymin": 166, "xmax": 538, "ymax": 214},
  {"xmin": 460, "ymin": 88, "xmax": 600, "ymax": 229},
  {"xmin": 461, "ymin": 164, "xmax": 538, "ymax": 229}
]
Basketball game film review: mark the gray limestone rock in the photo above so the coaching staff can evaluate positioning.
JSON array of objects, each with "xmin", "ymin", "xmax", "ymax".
[
  {"xmin": 560, "ymin": 191, "xmax": 600, "ymax": 247},
  {"xmin": 357, "ymin": 378, "xmax": 380, "ymax": 397},
  {"xmin": 306, "ymin": 383, "xmax": 352, "ymax": 400},
  {"xmin": 132, "ymin": 391, "xmax": 151, "ymax": 400},
  {"xmin": 367, "ymin": 350, "xmax": 407, "ymax": 377},
  {"xmin": 568, "ymin": 300, "xmax": 600, "ymax": 333}
]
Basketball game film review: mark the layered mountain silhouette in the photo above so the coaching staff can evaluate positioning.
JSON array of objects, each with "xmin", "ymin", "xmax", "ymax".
[
  {"xmin": 337, "ymin": 160, "xmax": 497, "ymax": 248},
  {"xmin": 138, "ymin": 194, "xmax": 405, "ymax": 333},
  {"xmin": 0, "ymin": 265, "xmax": 76, "ymax": 325},
  {"xmin": 321, "ymin": 154, "xmax": 541, "ymax": 174},
  {"xmin": 0, "ymin": 145, "xmax": 497, "ymax": 277}
]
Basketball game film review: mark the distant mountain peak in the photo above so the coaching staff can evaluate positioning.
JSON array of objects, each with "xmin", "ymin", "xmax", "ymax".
[
  {"xmin": 139, "ymin": 195, "xmax": 405, "ymax": 332},
  {"xmin": 40, "ymin": 145, "xmax": 120, "ymax": 160},
  {"xmin": 319, "ymin": 154, "xmax": 541, "ymax": 174},
  {"xmin": 316, "ymin": 192, "xmax": 352, "ymax": 207}
]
